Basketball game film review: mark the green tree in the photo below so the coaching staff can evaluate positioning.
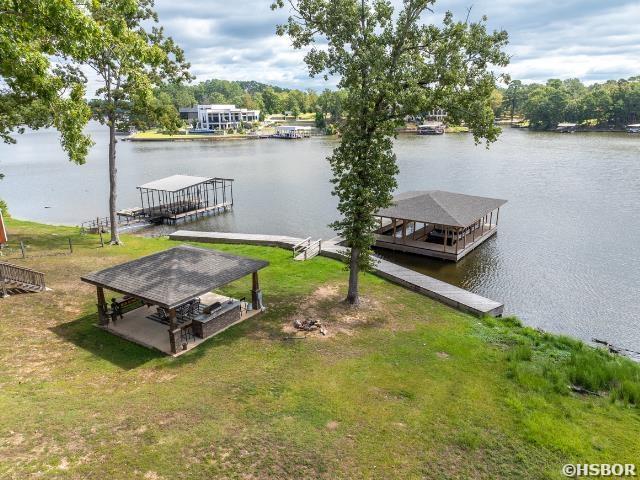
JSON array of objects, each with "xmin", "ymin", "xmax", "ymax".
[
  {"xmin": 262, "ymin": 87, "xmax": 281, "ymax": 114},
  {"xmin": 86, "ymin": 0, "xmax": 191, "ymax": 244},
  {"xmin": 578, "ymin": 84, "xmax": 612, "ymax": 125},
  {"xmin": 502, "ymin": 80, "xmax": 526, "ymax": 123},
  {"xmin": 318, "ymin": 89, "xmax": 346, "ymax": 123},
  {"xmin": 524, "ymin": 80, "xmax": 570, "ymax": 129},
  {"xmin": 305, "ymin": 89, "xmax": 319, "ymax": 113},
  {"xmin": 0, "ymin": 0, "xmax": 98, "ymax": 172},
  {"xmin": 490, "ymin": 89, "xmax": 504, "ymax": 118},
  {"xmin": 273, "ymin": 0, "xmax": 509, "ymax": 304}
]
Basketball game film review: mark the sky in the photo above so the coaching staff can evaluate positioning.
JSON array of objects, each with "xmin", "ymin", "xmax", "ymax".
[{"xmin": 150, "ymin": 0, "xmax": 640, "ymax": 90}]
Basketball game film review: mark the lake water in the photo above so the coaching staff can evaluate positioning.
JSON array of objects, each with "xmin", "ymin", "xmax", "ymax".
[{"xmin": 2, "ymin": 123, "xmax": 639, "ymax": 351}]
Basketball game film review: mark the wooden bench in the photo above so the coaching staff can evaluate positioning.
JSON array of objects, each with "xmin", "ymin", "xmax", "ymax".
[{"xmin": 110, "ymin": 296, "xmax": 143, "ymax": 322}]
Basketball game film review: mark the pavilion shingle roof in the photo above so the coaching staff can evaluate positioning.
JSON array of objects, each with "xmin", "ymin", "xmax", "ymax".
[
  {"xmin": 81, "ymin": 245, "xmax": 268, "ymax": 309},
  {"xmin": 376, "ymin": 190, "xmax": 507, "ymax": 228}
]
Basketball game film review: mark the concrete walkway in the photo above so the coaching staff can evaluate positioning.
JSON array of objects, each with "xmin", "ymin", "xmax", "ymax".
[{"xmin": 169, "ymin": 230, "xmax": 504, "ymax": 317}]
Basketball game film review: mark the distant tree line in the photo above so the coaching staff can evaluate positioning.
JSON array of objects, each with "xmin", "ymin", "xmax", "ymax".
[
  {"xmin": 154, "ymin": 79, "xmax": 351, "ymax": 129},
  {"xmin": 493, "ymin": 77, "xmax": 640, "ymax": 130}
]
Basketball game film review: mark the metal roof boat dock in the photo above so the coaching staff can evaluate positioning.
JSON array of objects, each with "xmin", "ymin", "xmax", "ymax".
[{"xmin": 116, "ymin": 175, "xmax": 234, "ymax": 225}]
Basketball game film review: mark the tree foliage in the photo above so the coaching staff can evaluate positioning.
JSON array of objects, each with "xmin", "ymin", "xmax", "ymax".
[
  {"xmin": 0, "ymin": 0, "xmax": 98, "ymax": 165},
  {"xmin": 497, "ymin": 77, "xmax": 640, "ymax": 129},
  {"xmin": 86, "ymin": 0, "xmax": 191, "ymax": 244},
  {"xmin": 273, "ymin": 0, "xmax": 509, "ymax": 304}
]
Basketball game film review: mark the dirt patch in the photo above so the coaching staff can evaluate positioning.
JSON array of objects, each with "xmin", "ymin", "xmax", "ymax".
[
  {"xmin": 282, "ymin": 283, "xmax": 390, "ymax": 338},
  {"xmin": 325, "ymin": 420, "xmax": 340, "ymax": 431}
]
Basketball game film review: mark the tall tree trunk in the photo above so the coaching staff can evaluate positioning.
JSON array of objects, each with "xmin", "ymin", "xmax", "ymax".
[
  {"xmin": 108, "ymin": 119, "xmax": 120, "ymax": 245},
  {"xmin": 346, "ymin": 247, "xmax": 360, "ymax": 305}
]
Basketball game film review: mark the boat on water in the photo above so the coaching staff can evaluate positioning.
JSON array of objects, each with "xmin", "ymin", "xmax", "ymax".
[
  {"xmin": 626, "ymin": 123, "xmax": 640, "ymax": 134},
  {"xmin": 272, "ymin": 125, "xmax": 313, "ymax": 139},
  {"xmin": 556, "ymin": 122, "xmax": 577, "ymax": 133},
  {"xmin": 417, "ymin": 122, "xmax": 445, "ymax": 135}
]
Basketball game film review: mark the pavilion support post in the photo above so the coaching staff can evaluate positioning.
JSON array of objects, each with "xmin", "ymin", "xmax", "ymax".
[
  {"xmin": 96, "ymin": 286, "xmax": 109, "ymax": 326},
  {"xmin": 401, "ymin": 220, "xmax": 407, "ymax": 243},
  {"xmin": 251, "ymin": 271, "xmax": 263, "ymax": 311},
  {"xmin": 168, "ymin": 308, "xmax": 180, "ymax": 354}
]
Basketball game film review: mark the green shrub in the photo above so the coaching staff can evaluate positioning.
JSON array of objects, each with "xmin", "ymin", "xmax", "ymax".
[
  {"xmin": 0, "ymin": 198, "xmax": 8, "ymax": 217},
  {"xmin": 566, "ymin": 350, "xmax": 640, "ymax": 404}
]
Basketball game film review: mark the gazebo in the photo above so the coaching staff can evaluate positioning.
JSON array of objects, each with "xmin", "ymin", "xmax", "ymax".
[
  {"xmin": 374, "ymin": 190, "xmax": 507, "ymax": 261},
  {"xmin": 81, "ymin": 245, "xmax": 268, "ymax": 355}
]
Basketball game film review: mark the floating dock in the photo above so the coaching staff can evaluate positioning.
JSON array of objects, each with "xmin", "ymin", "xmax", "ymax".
[
  {"xmin": 117, "ymin": 175, "xmax": 233, "ymax": 226},
  {"xmin": 169, "ymin": 230, "xmax": 504, "ymax": 317}
]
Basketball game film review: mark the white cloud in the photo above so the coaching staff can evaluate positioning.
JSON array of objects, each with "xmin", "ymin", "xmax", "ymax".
[{"xmin": 148, "ymin": 0, "xmax": 640, "ymax": 89}]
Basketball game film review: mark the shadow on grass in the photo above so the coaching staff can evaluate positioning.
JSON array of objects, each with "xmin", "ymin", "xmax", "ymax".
[
  {"xmin": 50, "ymin": 293, "xmax": 305, "ymax": 369},
  {"xmin": 163, "ymin": 294, "xmax": 307, "ymax": 368},
  {"xmin": 50, "ymin": 312, "xmax": 161, "ymax": 369}
]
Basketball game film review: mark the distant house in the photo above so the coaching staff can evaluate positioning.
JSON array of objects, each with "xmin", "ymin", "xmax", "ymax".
[{"xmin": 179, "ymin": 105, "xmax": 260, "ymax": 131}]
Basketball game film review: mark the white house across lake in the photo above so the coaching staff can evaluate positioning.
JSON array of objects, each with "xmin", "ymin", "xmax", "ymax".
[{"xmin": 180, "ymin": 104, "xmax": 260, "ymax": 131}]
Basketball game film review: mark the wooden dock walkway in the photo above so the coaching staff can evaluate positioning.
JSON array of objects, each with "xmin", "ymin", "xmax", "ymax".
[
  {"xmin": 170, "ymin": 231, "xmax": 303, "ymax": 249},
  {"xmin": 169, "ymin": 230, "xmax": 504, "ymax": 317}
]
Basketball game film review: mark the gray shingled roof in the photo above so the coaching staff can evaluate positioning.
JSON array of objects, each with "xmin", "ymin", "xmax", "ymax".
[
  {"xmin": 376, "ymin": 190, "xmax": 507, "ymax": 227},
  {"xmin": 81, "ymin": 245, "xmax": 268, "ymax": 309},
  {"xmin": 138, "ymin": 175, "xmax": 214, "ymax": 192}
]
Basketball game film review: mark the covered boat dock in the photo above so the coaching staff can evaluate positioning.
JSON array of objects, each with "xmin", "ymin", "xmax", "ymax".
[
  {"xmin": 118, "ymin": 175, "xmax": 234, "ymax": 225},
  {"xmin": 81, "ymin": 245, "xmax": 268, "ymax": 356},
  {"xmin": 374, "ymin": 190, "xmax": 507, "ymax": 261}
]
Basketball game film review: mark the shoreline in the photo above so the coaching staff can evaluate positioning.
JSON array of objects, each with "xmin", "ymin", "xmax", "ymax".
[{"xmin": 4, "ymin": 215, "xmax": 639, "ymax": 360}]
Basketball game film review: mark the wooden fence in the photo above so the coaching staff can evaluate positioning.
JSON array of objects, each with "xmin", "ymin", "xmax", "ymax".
[{"xmin": 0, "ymin": 236, "xmax": 103, "ymax": 260}]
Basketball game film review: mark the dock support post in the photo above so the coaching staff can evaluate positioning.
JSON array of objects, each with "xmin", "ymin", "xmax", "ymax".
[
  {"xmin": 392, "ymin": 218, "xmax": 397, "ymax": 243},
  {"xmin": 443, "ymin": 226, "xmax": 447, "ymax": 252}
]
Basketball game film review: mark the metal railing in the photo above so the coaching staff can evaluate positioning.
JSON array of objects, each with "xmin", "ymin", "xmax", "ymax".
[
  {"xmin": 293, "ymin": 237, "xmax": 322, "ymax": 261},
  {"xmin": 293, "ymin": 237, "xmax": 312, "ymax": 258},
  {"xmin": 1, "ymin": 261, "xmax": 46, "ymax": 295},
  {"xmin": 80, "ymin": 215, "xmax": 141, "ymax": 233}
]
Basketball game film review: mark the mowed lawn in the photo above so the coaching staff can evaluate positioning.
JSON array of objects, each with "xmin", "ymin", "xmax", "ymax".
[{"xmin": 1, "ymin": 219, "xmax": 639, "ymax": 479}]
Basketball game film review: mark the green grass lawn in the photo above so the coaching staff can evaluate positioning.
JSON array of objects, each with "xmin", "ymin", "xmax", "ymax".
[
  {"xmin": 1, "ymin": 218, "xmax": 639, "ymax": 479},
  {"xmin": 129, "ymin": 130, "xmax": 253, "ymax": 140}
]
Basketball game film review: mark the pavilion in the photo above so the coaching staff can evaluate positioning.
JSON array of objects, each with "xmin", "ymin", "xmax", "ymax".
[
  {"xmin": 81, "ymin": 245, "xmax": 268, "ymax": 356},
  {"xmin": 118, "ymin": 175, "xmax": 234, "ymax": 225},
  {"xmin": 374, "ymin": 190, "xmax": 507, "ymax": 261}
]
